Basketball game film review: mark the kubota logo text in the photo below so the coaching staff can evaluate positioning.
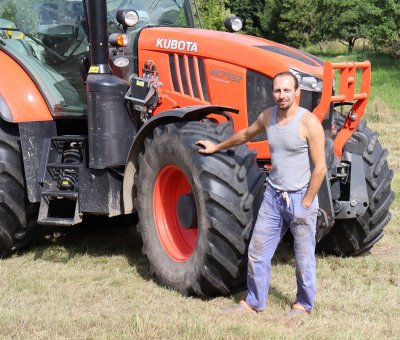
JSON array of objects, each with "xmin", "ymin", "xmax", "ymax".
[{"xmin": 156, "ymin": 38, "xmax": 198, "ymax": 52}]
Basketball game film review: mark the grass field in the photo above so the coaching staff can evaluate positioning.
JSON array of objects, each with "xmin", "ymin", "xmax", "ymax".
[{"xmin": 0, "ymin": 52, "xmax": 399, "ymax": 339}]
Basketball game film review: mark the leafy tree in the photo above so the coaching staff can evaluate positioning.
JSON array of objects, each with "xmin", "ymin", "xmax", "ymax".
[
  {"xmin": 192, "ymin": 0, "xmax": 231, "ymax": 31},
  {"xmin": 314, "ymin": 0, "xmax": 381, "ymax": 54},
  {"xmin": 0, "ymin": 0, "xmax": 39, "ymax": 33},
  {"xmin": 0, "ymin": 0, "xmax": 17, "ymax": 22},
  {"xmin": 369, "ymin": 0, "xmax": 400, "ymax": 58},
  {"xmin": 228, "ymin": 0, "xmax": 271, "ymax": 37},
  {"xmin": 273, "ymin": 0, "xmax": 318, "ymax": 48}
]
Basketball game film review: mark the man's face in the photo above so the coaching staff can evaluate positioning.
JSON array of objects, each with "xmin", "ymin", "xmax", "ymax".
[{"xmin": 272, "ymin": 75, "xmax": 299, "ymax": 111}]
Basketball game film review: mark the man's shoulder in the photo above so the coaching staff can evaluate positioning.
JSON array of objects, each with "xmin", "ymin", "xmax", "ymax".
[
  {"xmin": 261, "ymin": 106, "xmax": 276, "ymax": 119},
  {"xmin": 263, "ymin": 106, "xmax": 276, "ymax": 113},
  {"xmin": 300, "ymin": 108, "xmax": 320, "ymax": 125},
  {"xmin": 300, "ymin": 109, "xmax": 324, "ymax": 138}
]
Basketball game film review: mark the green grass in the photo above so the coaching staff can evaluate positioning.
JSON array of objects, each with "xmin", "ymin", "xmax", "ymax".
[
  {"xmin": 330, "ymin": 53, "xmax": 399, "ymax": 122},
  {"xmin": 0, "ymin": 51, "xmax": 399, "ymax": 338}
]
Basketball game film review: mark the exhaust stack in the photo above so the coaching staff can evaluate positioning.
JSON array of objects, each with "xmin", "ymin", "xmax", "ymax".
[
  {"xmin": 85, "ymin": 0, "xmax": 136, "ymax": 169},
  {"xmin": 85, "ymin": 0, "xmax": 110, "ymax": 74}
]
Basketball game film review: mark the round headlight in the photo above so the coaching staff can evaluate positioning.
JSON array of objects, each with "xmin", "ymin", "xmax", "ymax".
[
  {"xmin": 224, "ymin": 16, "xmax": 243, "ymax": 33},
  {"xmin": 113, "ymin": 56, "xmax": 130, "ymax": 68},
  {"xmin": 116, "ymin": 10, "xmax": 139, "ymax": 28}
]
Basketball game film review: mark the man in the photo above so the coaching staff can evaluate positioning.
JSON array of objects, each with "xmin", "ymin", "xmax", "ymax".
[{"xmin": 196, "ymin": 71, "xmax": 327, "ymax": 317}]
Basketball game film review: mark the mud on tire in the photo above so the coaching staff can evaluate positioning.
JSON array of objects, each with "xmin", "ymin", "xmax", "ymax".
[
  {"xmin": 318, "ymin": 118, "xmax": 394, "ymax": 256},
  {"xmin": 135, "ymin": 120, "xmax": 265, "ymax": 297},
  {"xmin": 0, "ymin": 122, "xmax": 39, "ymax": 257}
]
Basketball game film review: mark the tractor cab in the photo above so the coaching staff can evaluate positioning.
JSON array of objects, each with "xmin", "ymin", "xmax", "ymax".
[{"xmin": 0, "ymin": 0, "xmax": 195, "ymax": 118}]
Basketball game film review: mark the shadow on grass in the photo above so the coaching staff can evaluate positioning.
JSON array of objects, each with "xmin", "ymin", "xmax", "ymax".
[
  {"xmin": 28, "ymin": 214, "xmax": 152, "ymax": 280},
  {"xmin": 27, "ymin": 218, "xmax": 321, "ymax": 307}
]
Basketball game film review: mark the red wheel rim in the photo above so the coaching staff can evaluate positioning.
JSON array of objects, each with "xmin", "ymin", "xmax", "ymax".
[{"xmin": 153, "ymin": 164, "xmax": 197, "ymax": 262}]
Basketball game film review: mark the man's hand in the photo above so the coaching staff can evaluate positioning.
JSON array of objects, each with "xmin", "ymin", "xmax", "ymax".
[
  {"xmin": 301, "ymin": 199, "xmax": 312, "ymax": 209},
  {"xmin": 195, "ymin": 111, "xmax": 268, "ymax": 156},
  {"xmin": 196, "ymin": 140, "xmax": 218, "ymax": 154}
]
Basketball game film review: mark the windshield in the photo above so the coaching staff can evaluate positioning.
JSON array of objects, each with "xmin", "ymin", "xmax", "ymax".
[
  {"xmin": 107, "ymin": 0, "xmax": 192, "ymax": 29},
  {"xmin": 0, "ymin": 0, "xmax": 194, "ymax": 117}
]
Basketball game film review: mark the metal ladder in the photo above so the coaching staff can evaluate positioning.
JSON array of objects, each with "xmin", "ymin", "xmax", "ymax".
[{"xmin": 38, "ymin": 136, "xmax": 85, "ymax": 226}]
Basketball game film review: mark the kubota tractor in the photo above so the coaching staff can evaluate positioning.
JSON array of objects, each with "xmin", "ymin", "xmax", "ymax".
[{"xmin": 0, "ymin": 0, "xmax": 394, "ymax": 297}]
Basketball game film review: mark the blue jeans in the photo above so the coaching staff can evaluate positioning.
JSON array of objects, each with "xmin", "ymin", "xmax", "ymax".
[{"xmin": 245, "ymin": 184, "xmax": 318, "ymax": 312}]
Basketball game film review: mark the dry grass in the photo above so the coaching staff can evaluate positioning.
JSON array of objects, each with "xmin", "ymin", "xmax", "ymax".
[
  {"xmin": 1, "ymin": 214, "xmax": 399, "ymax": 339},
  {"xmin": 1, "ymin": 132, "xmax": 399, "ymax": 339},
  {"xmin": 368, "ymin": 97, "xmax": 396, "ymax": 122}
]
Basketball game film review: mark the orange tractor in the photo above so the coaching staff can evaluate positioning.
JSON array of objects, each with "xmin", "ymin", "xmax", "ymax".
[{"xmin": 0, "ymin": 0, "xmax": 393, "ymax": 297}]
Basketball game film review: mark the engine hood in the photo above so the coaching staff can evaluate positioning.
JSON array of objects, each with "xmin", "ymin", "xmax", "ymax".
[{"xmin": 138, "ymin": 27, "xmax": 324, "ymax": 78}]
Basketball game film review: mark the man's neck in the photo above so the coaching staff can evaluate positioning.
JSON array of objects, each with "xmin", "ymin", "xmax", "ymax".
[{"xmin": 277, "ymin": 104, "xmax": 299, "ymax": 119}]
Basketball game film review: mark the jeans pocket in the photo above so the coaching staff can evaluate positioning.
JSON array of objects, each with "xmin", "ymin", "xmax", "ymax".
[{"xmin": 294, "ymin": 197, "xmax": 315, "ymax": 224}]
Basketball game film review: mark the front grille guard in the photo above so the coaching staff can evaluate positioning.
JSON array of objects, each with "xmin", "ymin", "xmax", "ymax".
[{"xmin": 312, "ymin": 61, "xmax": 371, "ymax": 158}]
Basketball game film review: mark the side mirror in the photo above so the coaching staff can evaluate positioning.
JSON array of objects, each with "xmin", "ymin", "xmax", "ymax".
[{"xmin": 224, "ymin": 16, "xmax": 243, "ymax": 33}]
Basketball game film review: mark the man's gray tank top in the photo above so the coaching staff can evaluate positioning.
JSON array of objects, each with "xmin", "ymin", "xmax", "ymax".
[{"xmin": 267, "ymin": 106, "xmax": 311, "ymax": 191}]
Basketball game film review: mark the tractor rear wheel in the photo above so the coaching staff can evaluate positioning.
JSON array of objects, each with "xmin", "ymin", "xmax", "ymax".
[
  {"xmin": 135, "ymin": 120, "xmax": 264, "ymax": 297},
  {"xmin": 319, "ymin": 119, "xmax": 394, "ymax": 256},
  {"xmin": 0, "ymin": 122, "xmax": 39, "ymax": 257}
]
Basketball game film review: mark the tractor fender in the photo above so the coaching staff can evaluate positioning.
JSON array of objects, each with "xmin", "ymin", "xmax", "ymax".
[
  {"xmin": 122, "ymin": 105, "xmax": 238, "ymax": 213},
  {"xmin": 0, "ymin": 50, "xmax": 52, "ymax": 122}
]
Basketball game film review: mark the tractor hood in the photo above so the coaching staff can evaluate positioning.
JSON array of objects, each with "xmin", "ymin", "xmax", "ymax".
[
  {"xmin": 138, "ymin": 27, "xmax": 324, "ymax": 79},
  {"xmin": 135, "ymin": 27, "xmax": 327, "ymax": 161}
]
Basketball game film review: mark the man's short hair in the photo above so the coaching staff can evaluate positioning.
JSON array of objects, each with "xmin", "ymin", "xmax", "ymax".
[{"xmin": 273, "ymin": 71, "xmax": 299, "ymax": 90}]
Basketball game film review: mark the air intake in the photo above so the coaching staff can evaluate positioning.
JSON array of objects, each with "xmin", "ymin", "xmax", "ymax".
[{"xmin": 169, "ymin": 54, "xmax": 209, "ymax": 102}]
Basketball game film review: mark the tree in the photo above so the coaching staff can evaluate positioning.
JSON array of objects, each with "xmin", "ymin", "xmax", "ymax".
[
  {"xmin": 273, "ymin": 0, "xmax": 318, "ymax": 48},
  {"xmin": 369, "ymin": 0, "xmax": 400, "ymax": 58},
  {"xmin": 0, "ymin": 0, "xmax": 39, "ymax": 33},
  {"xmin": 192, "ymin": 0, "xmax": 231, "ymax": 31},
  {"xmin": 315, "ymin": 0, "xmax": 380, "ymax": 54},
  {"xmin": 228, "ymin": 0, "xmax": 272, "ymax": 37},
  {"xmin": 0, "ymin": 0, "xmax": 17, "ymax": 22}
]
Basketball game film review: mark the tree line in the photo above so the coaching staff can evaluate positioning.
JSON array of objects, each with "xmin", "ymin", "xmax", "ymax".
[{"xmin": 194, "ymin": 0, "xmax": 400, "ymax": 57}]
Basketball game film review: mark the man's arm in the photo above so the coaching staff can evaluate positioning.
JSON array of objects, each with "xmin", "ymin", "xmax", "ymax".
[
  {"xmin": 196, "ymin": 109, "xmax": 269, "ymax": 154},
  {"xmin": 302, "ymin": 113, "xmax": 327, "ymax": 208}
]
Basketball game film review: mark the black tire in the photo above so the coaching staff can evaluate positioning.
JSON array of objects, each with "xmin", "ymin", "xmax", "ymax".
[
  {"xmin": 135, "ymin": 120, "xmax": 265, "ymax": 297},
  {"xmin": 0, "ymin": 122, "xmax": 39, "ymax": 257},
  {"xmin": 318, "ymin": 118, "xmax": 394, "ymax": 256}
]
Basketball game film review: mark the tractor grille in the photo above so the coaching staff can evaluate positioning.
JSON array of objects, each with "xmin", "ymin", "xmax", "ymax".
[
  {"xmin": 247, "ymin": 70, "xmax": 274, "ymax": 141},
  {"xmin": 169, "ymin": 54, "xmax": 209, "ymax": 102}
]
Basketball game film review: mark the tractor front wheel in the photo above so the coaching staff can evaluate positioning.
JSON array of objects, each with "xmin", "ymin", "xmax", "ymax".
[{"xmin": 135, "ymin": 120, "xmax": 264, "ymax": 297}]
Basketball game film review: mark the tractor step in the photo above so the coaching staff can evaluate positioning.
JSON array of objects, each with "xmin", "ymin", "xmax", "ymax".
[
  {"xmin": 38, "ymin": 217, "xmax": 76, "ymax": 226},
  {"xmin": 41, "ymin": 191, "xmax": 78, "ymax": 199},
  {"xmin": 38, "ymin": 136, "xmax": 85, "ymax": 227}
]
